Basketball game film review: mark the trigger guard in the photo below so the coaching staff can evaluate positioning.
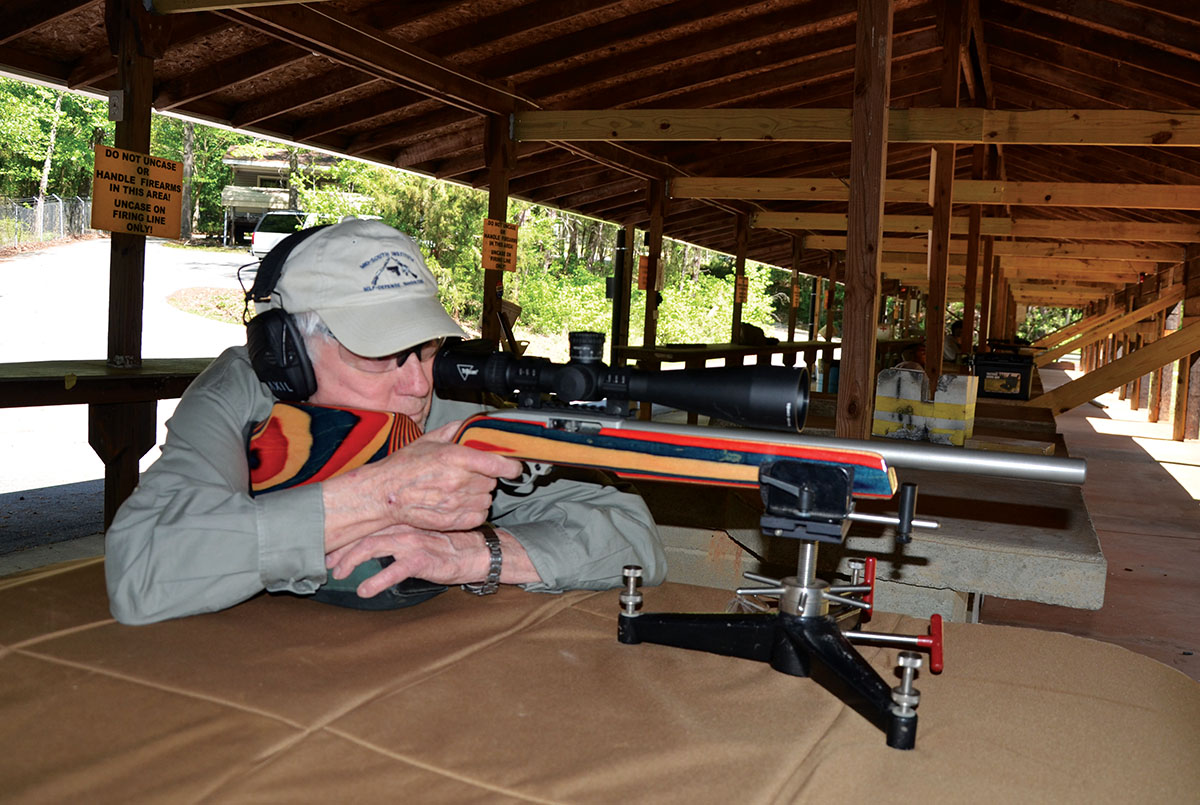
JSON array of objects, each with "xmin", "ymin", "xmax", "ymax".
[{"xmin": 500, "ymin": 461, "xmax": 553, "ymax": 495}]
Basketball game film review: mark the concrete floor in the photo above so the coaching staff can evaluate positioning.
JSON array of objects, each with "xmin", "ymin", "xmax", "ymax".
[{"xmin": 982, "ymin": 368, "xmax": 1200, "ymax": 681}]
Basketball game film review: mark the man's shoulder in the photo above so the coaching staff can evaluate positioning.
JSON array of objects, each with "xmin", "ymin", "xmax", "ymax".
[{"xmin": 183, "ymin": 346, "xmax": 273, "ymax": 416}]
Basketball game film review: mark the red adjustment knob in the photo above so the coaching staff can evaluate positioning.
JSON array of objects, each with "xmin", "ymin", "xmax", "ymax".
[{"xmin": 916, "ymin": 614, "xmax": 944, "ymax": 673}]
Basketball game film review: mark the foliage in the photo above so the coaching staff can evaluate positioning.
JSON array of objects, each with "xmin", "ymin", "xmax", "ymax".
[
  {"xmin": 0, "ymin": 77, "xmax": 110, "ymax": 199},
  {"xmin": 151, "ymin": 115, "xmax": 257, "ymax": 234},
  {"xmin": 1019, "ymin": 306, "xmax": 1082, "ymax": 342},
  {"xmin": 0, "ymin": 75, "xmax": 804, "ymax": 346}
]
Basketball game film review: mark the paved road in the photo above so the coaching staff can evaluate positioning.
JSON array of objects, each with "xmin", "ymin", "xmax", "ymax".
[{"xmin": 0, "ymin": 236, "xmax": 252, "ymax": 556}]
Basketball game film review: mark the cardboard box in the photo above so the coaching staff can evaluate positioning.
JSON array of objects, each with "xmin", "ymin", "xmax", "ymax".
[{"xmin": 872, "ymin": 368, "xmax": 978, "ymax": 446}]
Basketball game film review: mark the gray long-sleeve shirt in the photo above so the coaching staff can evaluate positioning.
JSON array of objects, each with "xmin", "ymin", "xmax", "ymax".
[{"xmin": 105, "ymin": 347, "xmax": 665, "ymax": 624}]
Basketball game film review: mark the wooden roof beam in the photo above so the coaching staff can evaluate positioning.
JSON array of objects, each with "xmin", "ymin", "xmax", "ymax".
[
  {"xmin": 754, "ymin": 213, "xmax": 1200, "ymax": 242},
  {"xmin": 223, "ymin": 4, "xmax": 526, "ymax": 116},
  {"xmin": 514, "ymin": 108, "xmax": 1200, "ymax": 147},
  {"xmin": 675, "ymin": 177, "xmax": 1200, "ymax": 210},
  {"xmin": 805, "ymin": 235, "xmax": 1185, "ymax": 262},
  {"xmin": 1030, "ymin": 320, "xmax": 1200, "ymax": 413},
  {"xmin": 1035, "ymin": 284, "xmax": 1186, "ymax": 366}
]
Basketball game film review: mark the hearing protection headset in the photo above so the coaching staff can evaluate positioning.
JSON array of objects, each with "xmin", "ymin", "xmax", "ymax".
[{"xmin": 243, "ymin": 225, "xmax": 329, "ymax": 401}]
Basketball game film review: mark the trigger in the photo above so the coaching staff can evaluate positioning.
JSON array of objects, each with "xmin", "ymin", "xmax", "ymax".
[{"xmin": 501, "ymin": 461, "xmax": 553, "ymax": 494}]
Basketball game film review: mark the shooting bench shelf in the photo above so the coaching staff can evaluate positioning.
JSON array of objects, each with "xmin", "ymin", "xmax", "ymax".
[
  {"xmin": 0, "ymin": 358, "xmax": 215, "ymax": 525},
  {"xmin": 0, "ymin": 358, "xmax": 213, "ymax": 408}
]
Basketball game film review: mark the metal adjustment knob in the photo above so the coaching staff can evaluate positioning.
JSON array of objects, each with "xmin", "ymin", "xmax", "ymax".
[
  {"xmin": 620, "ymin": 565, "xmax": 643, "ymax": 615},
  {"xmin": 847, "ymin": 558, "xmax": 866, "ymax": 586},
  {"xmin": 891, "ymin": 651, "xmax": 922, "ymax": 717}
]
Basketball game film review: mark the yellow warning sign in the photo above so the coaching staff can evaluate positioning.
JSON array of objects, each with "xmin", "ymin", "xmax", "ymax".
[
  {"xmin": 735, "ymin": 274, "xmax": 749, "ymax": 303},
  {"xmin": 482, "ymin": 218, "xmax": 518, "ymax": 272},
  {"xmin": 91, "ymin": 144, "xmax": 183, "ymax": 239}
]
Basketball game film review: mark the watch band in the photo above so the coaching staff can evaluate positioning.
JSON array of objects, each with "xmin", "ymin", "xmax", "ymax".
[{"xmin": 461, "ymin": 524, "xmax": 502, "ymax": 596}]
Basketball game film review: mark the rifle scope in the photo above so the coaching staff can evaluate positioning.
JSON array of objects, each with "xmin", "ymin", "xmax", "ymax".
[{"xmin": 434, "ymin": 331, "xmax": 809, "ymax": 433}]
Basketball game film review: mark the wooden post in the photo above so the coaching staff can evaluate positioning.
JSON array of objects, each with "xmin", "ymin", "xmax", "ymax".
[
  {"xmin": 824, "ymin": 253, "xmax": 841, "ymax": 391},
  {"xmin": 837, "ymin": 0, "xmax": 893, "ymax": 439},
  {"xmin": 610, "ymin": 226, "xmax": 632, "ymax": 366},
  {"xmin": 1149, "ymin": 269, "xmax": 1168, "ymax": 422},
  {"xmin": 786, "ymin": 238, "xmax": 802, "ymax": 365},
  {"xmin": 809, "ymin": 275, "xmax": 821, "ymax": 339},
  {"xmin": 814, "ymin": 277, "xmax": 826, "ymax": 341},
  {"xmin": 730, "ymin": 214, "xmax": 749, "ymax": 365},
  {"xmin": 642, "ymin": 180, "xmax": 666, "ymax": 353},
  {"xmin": 483, "ymin": 114, "xmax": 513, "ymax": 345},
  {"xmin": 961, "ymin": 144, "xmax": 985, "ymax": 356},
  {"xmin": 978, "ymin": 246, "xmax": 995, "ymax": 352},
  {"xmin": 1118, "ymin": 287, "xmax": 1134, "ymax": 401},
  {"xmin": 1174, "ymin": 244, "xmax": 1200, "ymax": 440},
  {"xmin": 93, "ymin": 0, "xmax": 165, "ymax": 527},
  {"xmin": 925, "ymin": 0, "xmax": 964, "ymax": 391}
]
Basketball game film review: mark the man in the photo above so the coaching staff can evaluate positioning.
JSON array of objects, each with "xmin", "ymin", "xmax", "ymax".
[
  {"xmin": 106, "ymin": 220, "xmax": 665, "ymax": 624},
  {"xmin": 894, "ymin": 343, "xmax": 926, "ymax": 370},
  {"xmin": 943, "ymin": 320, "xmax": 964, "ymax": 363}
]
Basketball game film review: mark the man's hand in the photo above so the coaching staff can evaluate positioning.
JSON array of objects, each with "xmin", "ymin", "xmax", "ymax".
[
  {"xmin": 321, "ymin": 420, "xmax": 523, "ymax": 553},
  {"xmin": 375, "ymin": 420, "xmax": 522, "ymax": 532},
  {"xmin": 326, "ymin": 525, "xmax": 539, "ymax": 598}
]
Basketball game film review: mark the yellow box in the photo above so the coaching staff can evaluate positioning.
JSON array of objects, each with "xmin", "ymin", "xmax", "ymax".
[{"xmin": 872, "ymin": 369, "xmax": 978, "ymax": 446}]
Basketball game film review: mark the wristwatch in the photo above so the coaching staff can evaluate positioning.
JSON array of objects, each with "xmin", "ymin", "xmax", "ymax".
[{"xmin": 461, "ymin": 524, "xmax": 502, "ymax": 596}]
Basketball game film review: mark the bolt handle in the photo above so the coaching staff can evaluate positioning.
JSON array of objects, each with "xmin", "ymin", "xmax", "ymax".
[{"xmin": 895, "ymin": 482, "xmax": 918, "ymax": 544}]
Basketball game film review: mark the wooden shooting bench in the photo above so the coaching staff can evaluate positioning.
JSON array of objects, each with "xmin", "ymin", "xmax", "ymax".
[
  {"xmin": 3, "ymin": 557, "xmax": 1197, "ymax": 801},
  {"xmin": 0, "ymin": 358, "xmax": 214, "ymax": 525}
]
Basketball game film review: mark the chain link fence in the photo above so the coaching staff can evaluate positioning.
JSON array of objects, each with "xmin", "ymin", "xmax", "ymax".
[{"xmin": 0, "ymin": 196, "xmax": 94, "ymax": 248}]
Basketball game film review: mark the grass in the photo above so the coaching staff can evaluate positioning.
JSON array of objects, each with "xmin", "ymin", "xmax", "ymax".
[{"xmin": 167, "ymin": 287, "xmax": 249, "ymax": 325}]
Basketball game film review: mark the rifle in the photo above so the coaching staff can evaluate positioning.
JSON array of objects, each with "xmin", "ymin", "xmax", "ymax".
[{"xmin": 435, "ymin": 332, "xmax": 1087, "ymax": 750}]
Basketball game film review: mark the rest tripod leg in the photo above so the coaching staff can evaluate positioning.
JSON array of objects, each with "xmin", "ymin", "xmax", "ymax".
[{"xmin": 779, "ymin": 612, "xmax": 918, "ymax": 749}]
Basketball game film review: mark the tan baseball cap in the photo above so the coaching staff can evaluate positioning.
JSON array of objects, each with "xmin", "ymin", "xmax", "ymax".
[{"xmin": 269, "ymin": 219, "xmax": 465, "ymax": 356}]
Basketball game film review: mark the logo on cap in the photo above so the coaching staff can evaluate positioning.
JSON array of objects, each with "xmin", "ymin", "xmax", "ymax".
[{"xmin": 362, "ymin": 250, "xmax": 425, "ymax": 292}]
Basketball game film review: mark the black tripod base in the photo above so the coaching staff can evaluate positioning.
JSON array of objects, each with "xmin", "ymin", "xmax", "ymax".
[{"xmin": 619, "ymin": 610, "xmax": 917, "ymax": 749}]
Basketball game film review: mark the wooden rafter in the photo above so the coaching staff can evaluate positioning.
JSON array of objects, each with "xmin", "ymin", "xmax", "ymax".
[
  {"xmin": 754, "ymin": 213, "xmax": 1200, "ymax": 242},
  {"xmin": 672, "ymin": 177, "xmax": 1200, "ymax": 210},
  {"xmin": 513, "ymin": 108, "xmax": 1200, "ymax": 147}
]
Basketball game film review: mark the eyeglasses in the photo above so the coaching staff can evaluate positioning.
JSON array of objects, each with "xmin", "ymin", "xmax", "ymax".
[{"xmin": 336, "ymin": 337, "xmax": 444, "ymax": 373}]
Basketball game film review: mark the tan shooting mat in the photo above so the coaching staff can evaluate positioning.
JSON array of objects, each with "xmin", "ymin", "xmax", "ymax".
[{"xmin": 2, "ymin": 557, "xmax": 1198, "ymax": 803}]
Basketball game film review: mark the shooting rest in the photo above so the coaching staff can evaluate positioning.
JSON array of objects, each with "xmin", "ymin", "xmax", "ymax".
[{"xmin": 618, "ymin": 459, "xmax": 941, "ymax": 750}]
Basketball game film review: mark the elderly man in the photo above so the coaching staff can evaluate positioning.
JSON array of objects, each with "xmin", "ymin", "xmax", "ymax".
[{"xmin": 106, "ymin": 220, "xmax": 665, "ymax": 624}]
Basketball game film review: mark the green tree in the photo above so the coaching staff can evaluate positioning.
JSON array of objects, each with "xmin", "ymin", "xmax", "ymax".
[
  {"xmin": 152, "ymin": 115, "xmax": 254, "ymax": 235},
  {"xmin": 1019, "ymin": 306, "xmax": 1082, "ymax": 342},
  {"xmin": 0, "ymin": 77, "xmax": 110, "ymax": 199}
]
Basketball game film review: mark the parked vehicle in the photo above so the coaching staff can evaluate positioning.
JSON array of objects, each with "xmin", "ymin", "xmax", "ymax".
[
  {"xmin": 249, "ymin": 211, "xmax": 383, "ymax": 258},
  {"xmin": 249, "ymin": 210, "xmax": 307, "ymax": 258}
]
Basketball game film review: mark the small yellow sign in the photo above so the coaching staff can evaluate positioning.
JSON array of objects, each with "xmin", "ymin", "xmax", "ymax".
[
  {"xmin": 91, "ymin": 144, "xmax": 183, "ymax": 239},
  {"xmin": 735, "ymin": 274, "xmax": 748, "ymax": 303},
  {"xmin": 482, "ymin": 218, "xmax": 519, "ymax": 272},
  {"xmin": 637, "ymin": 255, "xmax": 650, "ymax": 290}
]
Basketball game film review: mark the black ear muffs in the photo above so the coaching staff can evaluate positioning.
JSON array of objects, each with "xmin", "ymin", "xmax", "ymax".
[
  {"xmin": 246, "ymin": 307, "xmax": 318, "ymax": 401},
  {"xmin": 244, "ymin": 225, "xmax": 330, "ymax": 401}
]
